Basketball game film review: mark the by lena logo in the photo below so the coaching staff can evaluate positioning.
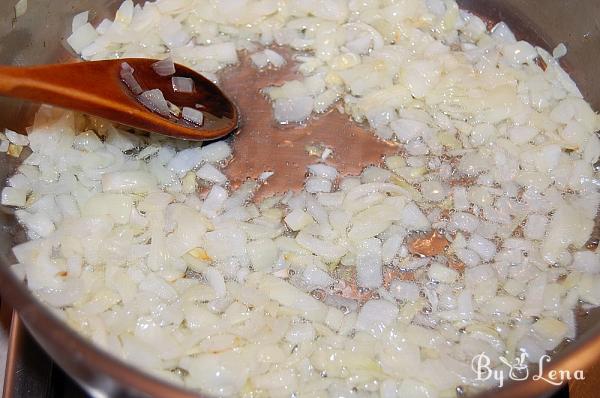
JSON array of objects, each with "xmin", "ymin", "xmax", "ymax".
[{"xmin": 471, "ymin": 352, "xmax": 585, "ymax": 387}]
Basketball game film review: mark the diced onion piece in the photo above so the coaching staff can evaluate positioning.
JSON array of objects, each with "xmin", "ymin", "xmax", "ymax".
[
  {"xmin": 284, "ymin": 209, "xmax": 314, "ymax": 231},
  {"xmin": 382, "ymin": 234, "xmax": 403, "ymax": 264},
  {"xmin": 428, "ymin": 263, "xmax": 458, "ymax": 283},
  {"xmin": 16, "ymin": 210, "xmax": 54, "ymax": 238},
  {"xmin": 467, "ymin": 234, "xmax": 497, "ymax": 263},
  {"xmin": 321, "ymin": 147, "xmax": 333, "ymax": 160},
  {"xmin": 491, "ymin": 21, "xmax": 517, "ymax": 43},
  {"xmin": 258, "ymin": 274, "xmax": 327, "ymax": 322},
  {"xmin": 247, "ymin": 239, "xmax": 278, "ymax": 270},
  {"xmin": 196, "ymin": 164, "xmax": 227, "ymax": 184},
  {"xmin": 305, "ymin": 177, "xmax": 332, "ymax": 193},
  {"xmin": 14, "ymin": 0, "xmax": 27, "ymax": 18},
  {"xmin": 259, "ymin": 171, "xmax": 274, "ymax": 181},
  {"xmin": 179, "ymin": 353, "xmax": 248, "ymax": 395},
  {"xmin": 503, "ymin": 41, "xmax": 537, "ymax": 65},
  {"xmin": 101, "ymin": 171, "xmax": 157, "ymax": 194},
  {"xmin": 81, "ymin": 193, "xmax": 134, "ymax": 224},
  {"xmin": 389, "ymin": 280, "xmax": 420, "ymax": 302},
  {"xmin": 5, "ymin": 129, "xmax": 28, "ymax": 146},
  {"xmin": 205, "ymin": 227, "xmax": 246, "ymax": 259},
  {"xmin": 356, "ymin": 237, "xmax": 383, "ymax": 288},
  {"xmin": 524, "ymin": 214, "xmax": 547, "ymax": 240},
  {"xmin": 1, "ymin": 187, "xmax": 27, "ymax": 207},
  {"xmin": 201, "ymin": 185, "xmax": 228, "ymax": 218},
  {"xmin": 151, "ymin": 57, "xmax": 176, "ymax": 76},
  {"xmin": 572, "ymin": 251, "xmax": 600, "ymax": 273},
  {"xmin": 200, "ymin": 141, "xmax": 232, "ymax": 163},
  {"xmin": 182, "ymin": 107, "xmax": 204, "ymax": 126},
  {"xmin": 285, "ymin": 322, "xmax": 315, "ymax": 344},
  {"xmin": 114, "ymin": 0, "xmax": 134, "ymax": 25},
  {"xmin": 296, "ymin": 231, "xmax": 347, "ymax": 261},
  {"xmin": 67, "ymin": 22, "xmax": 98, "ymax": 53},
  {"xmin": 397, "ymin": 379, "xmax": 437, "ymax": 398},
  {"xmin": 420, "ymin": 180, "xmax": 445, "ymax": 202},
  {"xmin": 400, "ymin": 203, "xmax": 430, "ymax": 230},
  {"xmin": 138, "ymin": 89, "xmax": 170, "ymax": 117},
  {"xmin": 449, "ymin": 212, "xmax": 479, "ymax": 233},
  {"xmin": 532, "ymin": 317, "xmax": 568, "ymax": 343},
  {"xmin": 251, "ymin": 49, "xmax": 286, "ymax": 69},
  {"xmin": 303, "ymin": 264, "xmax": 334, "ymax": 287},
  {"xmin": 205, "ymin": 267, "xmax": 226, "ymax": 297},
  {"xmin": 553, "ymin": 43, "xmax": 567, "ymax": 59},
  {"xmin": 273, "ymin": 96, "xmax": 313, "ymax": 124},
  {"xmin": 508, "ymin": 125, "xmax": 538, "ymax": 145},
  {"xmin": 120, "ymin": 62, "xmax": 143, "ymax": 95},
  {"xmin": 121, "ymin": 61, "xmax": 134, "ymax": 74},
  {"xmin": 308, "ymin": 164, "xmax": 338, "ymax": 181},
  {"xmin": 264, "ymin": 49, "xmax": 286, "ymax": 67},
  {"xmin": 172, "ymin": 76, "xmax": 194, "ymax": 93},
  {"xmin": 356, "ymin": 299, "xmax": 398, "ymax": 336},
  {"xmin": 72, "ymin": 10, "xmax": 89, "ymax": 33},
  {"xmin": 167, "ymin": 147, "xmax": 203, "ymax": 175}
]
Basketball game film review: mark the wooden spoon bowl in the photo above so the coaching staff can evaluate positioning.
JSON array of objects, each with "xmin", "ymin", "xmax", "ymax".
[{"xmin": 0, "ymin": 59, "xmax": 239, "ymax": 141}]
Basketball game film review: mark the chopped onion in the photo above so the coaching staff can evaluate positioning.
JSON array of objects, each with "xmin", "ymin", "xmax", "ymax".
[
  {"xmin": 491, "ymin": 21, "xmax": 517, "ymax": 43},
  {"xmin": 467, "ymin": 234, "xmax": 497, "ymax": 263},
  {"xmin": 200, "ymin": 141, "xmax": 232, "ymax": 163},
  {"xmin": 201, "ymin": 185, "xmax": 228, "ymax": 218},
  {"xmin": 182, "ymin": 107, "xmax": 204, "ymax": 126},
  {"xmin": 284, "ymin": 209, "xmax": 314, "ymax": 231},
  {"xmin": 449, "ymin": 212, "xmax": 479, "ymax": 233},
  {"xmin": 1, "ymin": 187, "xmax": 27, "ymax": 207},
  {"xmin": 258, "ymin": 171, "xmax": 274, "ymax": 181},
  {"xmin": 553, "ymin": 43, "xmax": 567, "ymax": 59},
  {"xmin": 263, "ymin": 49, "xmax": 286, "ymax": 67},
  {"xmin": 172, "ymin": 76, "xmax": 194, "ymax": 93},
  {"xmin": 120, "ymin": 62, "xmax": 143, "ymax": 95},
  {"xmin": 66, "ymin": 22, "xmax": 98, "ymax": 53},
  {"xmin": 303, "ymin": 264, "xmax": 334, "ymax": 287},
  {"xmin": 151, "ymin": 57, "xmax": 176, "ymax": 76},
  {"xmin": 137, "ymin": 89, "xmax": 170, "ymax": 117},
  {"xmin": 247, "ymin": 239, "xmax": 278, "ymax": 270},
  {"xmin": 428, "ymin": 263, "xmax": 458, "ymax": 283},
  {"xmin": 273, "ymin": 96, "xmax": 313, "ymax": 124},
  {"xmin": 167, "ymin": 147, "xmax": 203, "ymax": 175},
  {"xmin": 14, "ymin": 0, "xmax": 27, "ymax": 18},
  {"xmin": 72, "ymin": 10, "xmax": 89, "ymax": 33},
  {"xmin": 5, "ymin": 129, "xmax": 29, "ymax": 146},
  {"xmin": 356, "ymin": 299, "xmax": 398, "ymax": 336},
  {"xmin": 389, "ymin": 280, "xmax": 420, "ymax": 302},
  {"xmin": 305, "ymin": 177, "xmax": 332, "ymax": 193},
  {"xmin": 3, "ymin": 1, "xmax": 598, "ymax": 397},
  {"xmin": 572, "ymin": 251, "xmax": 600, "ymax": 274},
  {"xmin": 101, "ymin": 170, "xmax": 157, "ymax": 194},
  {"xmin": 356, "ymin": 238, "xmax": 383, "ymax": 288},
  {"xmin": 205, "ymin": 267, "xmax": 226, "ymax": 297},
  {"xmin": 196, "ymin": 163, "xmax": 227, "ymax": 184},
  {"xmin": 308, "ymin": 164, "xmax": 338, "ymax": 181},
  {"xmin": 251, "ymin": 49, "xmax": 286, "ymax": 69},
  {"xmin": 259, "ymin": 275, "xmax": 327, "ymax": 322}
]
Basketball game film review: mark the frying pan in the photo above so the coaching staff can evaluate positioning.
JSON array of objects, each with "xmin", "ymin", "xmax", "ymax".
[{"xmin": 0, "ymin": 1, "xmax": 599, "ymax": 397}]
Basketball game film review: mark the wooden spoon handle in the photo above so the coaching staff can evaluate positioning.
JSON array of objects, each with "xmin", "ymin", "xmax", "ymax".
[
  {"xmin": 0, "ymin": 60, "xmax": 237, "ymax": 140},
  {"xmin": 0, "ymin": 62, "xmax": 134, "ymax": 120}
]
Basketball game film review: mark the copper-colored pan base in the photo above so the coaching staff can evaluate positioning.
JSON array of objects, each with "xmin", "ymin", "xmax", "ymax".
[{"xmin": 222, "ymin": 49, "xmax": 399, "ymax": 200}]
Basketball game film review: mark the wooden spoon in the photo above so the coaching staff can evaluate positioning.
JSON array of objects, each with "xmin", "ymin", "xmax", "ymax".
[{"xmin": 0, "ymin": 59, "xmax": 238, "ymax": 141}]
